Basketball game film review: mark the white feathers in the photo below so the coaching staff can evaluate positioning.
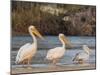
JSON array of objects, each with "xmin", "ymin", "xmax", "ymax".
[
  {"xmin": 15, "ymin": 43, "xmax": 31, "ymax": 63},
  {"xmin": 73, "ymin": 45, "xmax": 92, "ymax": 62},
  {"xmin": 46, "ymin": 47, "xmax": 65, "ymax": 60},
  {"xmin": 83, "ymin": 45, "xmax": 92, "ymax": 54},
  {"xmin": 15, "ymin": 43, "xmax": 36, "ymax": 64},
  {"xmin": 46, "ymin": 34, "xmax": 68, "ymax": 64},
  {"xmin": 15, "ymin": 25, "xmax": 43, "ymax": 64}
]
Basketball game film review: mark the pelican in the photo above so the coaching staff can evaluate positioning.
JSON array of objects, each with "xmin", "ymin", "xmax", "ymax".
[
  {"xmin": 73, "ymin": 45, "xmax": 92, "ymax": 64},
  {"xmin": 15, "ymin": 25, "xmax": 43, "ymax": 67},
  {"xmin": 46, "ymin": 33, "xmax": 71, "ymax": 64}
]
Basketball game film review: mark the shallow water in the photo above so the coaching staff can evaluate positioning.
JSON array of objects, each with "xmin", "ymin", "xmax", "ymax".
[{"xmin": 11, "ymin": 36, "xmax": 96, "ymax": 66}]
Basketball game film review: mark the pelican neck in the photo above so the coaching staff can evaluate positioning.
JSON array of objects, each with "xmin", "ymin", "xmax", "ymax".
[
  {"xmin": 59, "ymin": 37, "xmax": 66, "ymax": 48},
  {"xmin": 29, "ymin": 30, "xmax": 37, "ymax": 45}
]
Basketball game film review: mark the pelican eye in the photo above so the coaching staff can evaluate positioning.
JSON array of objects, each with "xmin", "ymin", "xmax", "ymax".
[{"xmin": 31, "ymin": 27, "xmax": 34, "ymax": 30}]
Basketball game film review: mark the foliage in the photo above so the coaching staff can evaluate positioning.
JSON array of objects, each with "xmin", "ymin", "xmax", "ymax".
[{"xmin": 12, "ymin": 1, "xmax": 96, "ymax": 36}]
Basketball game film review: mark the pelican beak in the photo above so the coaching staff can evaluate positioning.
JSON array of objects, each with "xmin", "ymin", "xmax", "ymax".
[
  {"xmin": 83, "ymin": 45, "xmax": 92, "ymax": 54},
  {"xmin": 32, "ymin": 28, "xmax": 44, "ymax": 40},
  {"xmin": 62, "ymin": 36, "xmax": 72, "ymax": 47}
]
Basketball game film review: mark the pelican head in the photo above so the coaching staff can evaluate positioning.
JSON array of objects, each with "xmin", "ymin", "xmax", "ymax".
[
  {"xmin": 59, "ymin": 33, "xmax": 71, "ymax": 46},
  {"xmin": 83, "ymin": 45, "xmax": 87, "ymax": 48},
  {"xmin": 83, "ymin": 45, "xmax": 92, "ymax": 54},
  {"xmin": 29, "ymin": 25, "xmax": 44, "ymax": 39}
]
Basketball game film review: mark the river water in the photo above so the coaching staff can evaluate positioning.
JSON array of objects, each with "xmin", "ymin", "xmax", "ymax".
[{"xmin": 11, "ymin": 36, "xmax": 96, "ymax": 66}]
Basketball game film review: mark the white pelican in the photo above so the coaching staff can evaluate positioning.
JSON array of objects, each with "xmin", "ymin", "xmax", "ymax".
[
  {"xmin": 46, "ymin": 33, "xmax": 71, "ymax": 64},
  {"xmin": 15, "ymin": 25, "xmax": 43, "ymax": 66},
  {"xmin": 73, "ymin": 45, "xmax": 92, "ymax": 64}
]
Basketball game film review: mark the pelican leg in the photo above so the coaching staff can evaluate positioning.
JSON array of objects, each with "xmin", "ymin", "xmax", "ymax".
[
  {"xmin": 22, "ymin": 59, "xmax": 27, "ymax": 67},
  {"xmin": 52, "ymin": 59, "xmax": 58, "ymax": 65},
  {"xmin": 28, "ymin": 59, "xmax": 30, "ymax": 66},
  {"xmin": 48, "ymin": 60, "xmax": 53, "ymax": 65},
  {"xmin": 56, "ymin": 59, "xmax": 59, "ymax": 63},
  {"xmin": 22, "ymin": 61, "xmax": 24, "ymax": 66},
  {"xmin": 27, "ymin": 58, "xmax": 32, "ymax": 68}
]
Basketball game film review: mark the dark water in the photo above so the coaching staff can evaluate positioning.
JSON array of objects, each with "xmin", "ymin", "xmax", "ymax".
[{"xmin": 11, "ymin": 36, "xmax": 96, "ymax": 66}]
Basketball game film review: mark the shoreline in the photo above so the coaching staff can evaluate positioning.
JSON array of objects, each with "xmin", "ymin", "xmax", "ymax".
[{"xmin": 11, "ymin": 64, "xmax": 96, "ymax": 74}]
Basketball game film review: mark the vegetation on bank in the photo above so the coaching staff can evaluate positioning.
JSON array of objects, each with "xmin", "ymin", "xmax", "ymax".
[{"xmin": 12, "ymin": 1, "xmax": 96, "ymax": 36}]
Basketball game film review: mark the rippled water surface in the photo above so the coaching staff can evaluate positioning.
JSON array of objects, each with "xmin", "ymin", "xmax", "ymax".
[{"xmin": 11, "ymin": 36, "xmax": 96, "ymax": 66}]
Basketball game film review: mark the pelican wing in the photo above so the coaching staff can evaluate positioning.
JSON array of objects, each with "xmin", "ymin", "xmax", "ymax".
[
  {"xmin": 15, "ymin": 43, "xmax": 32, "ymax": 63},
  {"xmin": 73, "ymin": 52, "xmax": 89, "ymax": 61},
  {"xmin": 73, "ymin": 53, "xmax": 80, "ymax": 61},
  {"xmin": 46, "ymin": 47, "xmax": 65, "ymax": 60},
  {"xmin": 20, "ymin": 43, "xmax": 31, "ymax": 50}
]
